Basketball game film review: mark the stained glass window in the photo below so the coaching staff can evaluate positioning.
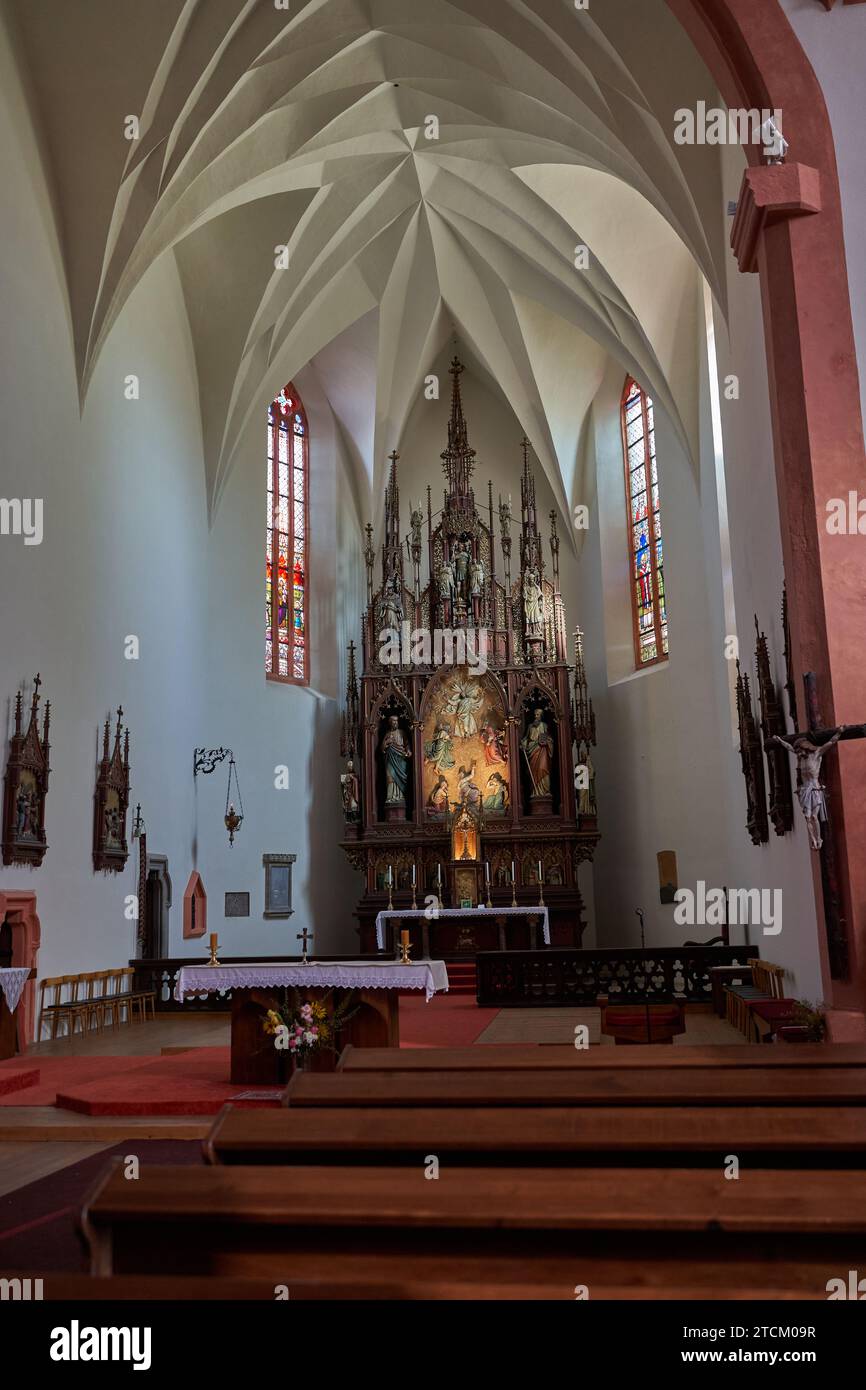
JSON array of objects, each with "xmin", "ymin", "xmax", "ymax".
[
  {"xmin": 622, "ymin": 377, "xmax": 668, "ymax": 667},
  {"xmin": 267, "ymin": 383, "xmax": 308, "ymax": 683}
]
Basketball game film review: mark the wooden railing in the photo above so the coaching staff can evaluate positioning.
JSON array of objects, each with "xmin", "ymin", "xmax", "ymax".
[
  {"xmin": 475, "ymin": 945, "xmax": 758, "ymax": 1007},
  {"xmin": 130, "ymin": 955, "xmax": 387, "ymax": 1012}
]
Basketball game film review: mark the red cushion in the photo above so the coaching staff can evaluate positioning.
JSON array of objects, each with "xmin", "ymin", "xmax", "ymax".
[{"xmin": 749, "ymin": 999, "xmax": 797, "ymax": 1022}]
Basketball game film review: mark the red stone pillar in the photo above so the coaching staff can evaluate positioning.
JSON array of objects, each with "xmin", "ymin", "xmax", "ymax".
[{"xmin": 731, "ymin": 163, "xmax": 866, "ymax": 1027}]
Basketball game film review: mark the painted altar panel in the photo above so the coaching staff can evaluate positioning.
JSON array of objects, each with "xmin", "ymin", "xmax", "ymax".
[{"xmin": 421, "ymin": 667, "xmax": 510, "ymax": 820}]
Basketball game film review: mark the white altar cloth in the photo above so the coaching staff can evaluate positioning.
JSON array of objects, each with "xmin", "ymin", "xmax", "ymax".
[
  {"xmin": 375, "ymin": 905, "xmax": 551, "ymax": 950},
  {"xmin": 174, "ymin": 959, "xmax": 449, "ymax": 1004},
  {"xmin": 0, "ymin": 966, "xmax": 31, "ymax": 1015}
]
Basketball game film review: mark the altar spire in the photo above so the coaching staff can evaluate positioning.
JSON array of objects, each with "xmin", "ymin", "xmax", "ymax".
[
  {"xmin": 381, "ymin": 449, "xmax": 404, "ymax": 587},
  {"xmin": 441, "ymin": 358, "xmax": 476, "ymax": 501}
]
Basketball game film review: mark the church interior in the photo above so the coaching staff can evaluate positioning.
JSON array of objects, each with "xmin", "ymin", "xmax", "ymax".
[{"xmin": 1, "ymin": 0, "xmax": 866, "ymax": 1324}]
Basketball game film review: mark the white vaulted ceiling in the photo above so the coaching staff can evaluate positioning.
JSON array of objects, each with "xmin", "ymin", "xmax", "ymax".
[{"xmin": 4, "ymin": 0, "xmax": 726, "ymax": 524}]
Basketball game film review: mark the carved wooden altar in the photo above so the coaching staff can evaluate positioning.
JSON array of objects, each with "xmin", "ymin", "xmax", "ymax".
[{"xmin": 340, "ymin": 358, "xmax": 600, "ymax": 952}]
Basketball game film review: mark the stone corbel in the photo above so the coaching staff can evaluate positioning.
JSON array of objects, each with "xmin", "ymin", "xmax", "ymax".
[{"xmin": 731, "ymin": 164, "xmax": 822, "ymax": 274}]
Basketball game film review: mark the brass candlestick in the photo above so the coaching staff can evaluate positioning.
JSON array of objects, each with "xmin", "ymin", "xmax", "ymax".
[
  {"xmin": 511, "ymin": 876, "xmax": 518, "ymax": 908},
  {"xmin": 398, "ymin": 938, "xmax": 413, "ymax": 965},
  {"xmin": 207, "ymin": 934, "xmax": 220, "ymax": 967},
  {"xmin": 537, "ymin": 873, "xmax": 545, "ymax": 907},
  {"xmin": 388, "ymin": 876, "xmax": 394, "ymax": 911}
]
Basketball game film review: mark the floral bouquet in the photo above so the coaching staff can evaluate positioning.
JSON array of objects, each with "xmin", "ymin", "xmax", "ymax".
[{"xmin": 261, "ymin": 986, "xmax": 360, "ymax": 1062}]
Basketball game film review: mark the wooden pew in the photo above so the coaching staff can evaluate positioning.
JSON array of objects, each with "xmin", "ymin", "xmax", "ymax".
[
  {"xmin": 337, "ymin": 1041, "xmax": 866, "ymax": 1071},
  {"xmin": 285, "ymin": 1066, "xmax": 866, "ymax": 1109},
  {"xmin": 80, "ymin": 1161, "xmax": 866, "ymax": 1298},
  {"xmin": 7, "ymin": 1270, "xmax": 822, "ymax": 1301},
  {"xmin": 205, "ymin": 1102, "xmax": 866, "ymax": 1166}
]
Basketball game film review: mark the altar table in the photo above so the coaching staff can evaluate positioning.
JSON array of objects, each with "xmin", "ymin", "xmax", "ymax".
[
  {"xmin": 375, "ymin": 906, "xmax": 551, "ymax": 955},
  {"xmin": 175, "ymin": 960, "xmax": 449, "ymax": 1084},
  {"xmin": 0, "ymin": 967, "xmax": 35, "ymax": 1060}
]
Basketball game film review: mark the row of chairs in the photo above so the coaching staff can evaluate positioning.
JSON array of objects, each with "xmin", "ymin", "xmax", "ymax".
[
  {"xmin": 37, "ymin": 968, "xmax": 156, "ymax": 1040},
  {"xmin": 724, "ymin": 958, "xmax": 789, "ymax": 1040}
]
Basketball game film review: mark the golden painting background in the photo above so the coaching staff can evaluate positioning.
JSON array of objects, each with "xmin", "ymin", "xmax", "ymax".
[{"xmin": 421, "ymin": 667, "xmax": 509, "ymax": 817}]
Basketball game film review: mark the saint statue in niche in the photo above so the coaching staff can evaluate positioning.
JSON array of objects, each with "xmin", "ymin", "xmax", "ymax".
[
  {"xmin": 340, "ymin": 759, "xmax": 360, "ymax": 820},
  {"xmin": 523, "ymin": 568, "xmax": 544, "ymax": 637},
  {"xmin": 377, "ymin": 577, "xmax": 403, "ymax": 633},
  {"xmin": 521, "ymin": 707, "xmax": 554, "ymax": 797},
  {"xmin": 381, "ymin": 714, "xmax": 412, "ymax": 805},
  {"xmin": 410, "ymin": 504, "xmax": 423, "ymax": 549}
]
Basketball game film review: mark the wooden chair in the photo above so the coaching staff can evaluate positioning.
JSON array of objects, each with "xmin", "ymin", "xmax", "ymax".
[
  {"xmin": 37, "ymin": 975, "xmax": 88, "ymax": 1040},
  {"xmin": 725, "ymin": 959, "xmax": 785, "ymax": 1035},
  {"xmin": 78, "ymin": 971, "xmax": 112, "ymax": 1032}
]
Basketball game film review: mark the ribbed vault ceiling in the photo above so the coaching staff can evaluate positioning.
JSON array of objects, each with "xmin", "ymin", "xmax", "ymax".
[{"xmin": 6, "ymin": 0, "xmax": 727, "ymax": 523}]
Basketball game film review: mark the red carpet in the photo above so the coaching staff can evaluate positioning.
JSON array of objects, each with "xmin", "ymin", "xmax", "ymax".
[
  {"xmin": 56, "ymin": 1048, "xmax": 282, "ymax": 1115},
  {"xmin": 0, "ymin": 1055, "xmax": 157, "ymax": 1107},
  {"xmin": 0, "ymin": 994, "xmax": 504, "ymax": 1115},
  {"xmin": 0, "ymin": 1065, "xmax": 39, "ymax": 1096}
]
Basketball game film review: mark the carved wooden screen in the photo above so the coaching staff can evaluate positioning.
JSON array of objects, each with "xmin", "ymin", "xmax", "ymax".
[
  {"xmin": 266, "ymin": 384, "xmax": 309, "ymax": 683},
  {"xmin": 622, "ymin": 377, "xmax": 668, "ymax": 667}
]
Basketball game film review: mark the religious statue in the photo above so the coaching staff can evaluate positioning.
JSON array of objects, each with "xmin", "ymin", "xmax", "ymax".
[
  {"xmin": 436, "ymin": 560, "xmax": 455, "ymax": 610},
  {"xmin": 444, "ymin": 678, "xmax": 484, "ymax": 738},
  {"xmin": 340, "ymin": 758, "xmax": 360, "ymax": 820},
  {"xmin": 483, "ymin": 771, "xmax": 509, "ymax": 812},
  {"xmin": 104, "ymin": 804, "xmax": 122, "ymax": 846},
  {"xmin": 409, "ymin": 504, "xmax": 423, "ymax": 550},
  {"xmin": 523, "ymin": 567, "xmax": 544, "ymax": 637},
  {"xmin": 15, "ymin": 783, "xmax": 30, "ymax": 836},
  {"xmin": 377, "ymin": 577, "xmax": 403, "ymax": 632},
  {"xmin": 452, "ymin": 540, "xmax": 470, "ymax": 597},
  {"xmin": 426, "ymin": 774, "xmax": 450, "ymax": 816},
  {"xmin": 521, "ymin": 707, "xmax": 553, "ymax": 797},
  {"xmin": 767, "ymin": 725, "xmax": 848, "ymax": 850},
  {"xmin": 381, "ymin": 714, "xmax": 412, "ymax": 805},
  {"xmin": 480, "ymin": 721, "xmax": 507, "ymax": 765},
  {"xmin": 469, "ymin": 556, "xmax": 484, "ymax": 599},
  {"xmin": 424, "ymin": 721, "xmax": 455, "ymax": 772},
  {"xmin": 576, "ymin": 750, "xmax": 596, "ymax": 815},
  {"xmin": 456, "ymin": 763, "xmax": 482, "ymax": 810}
]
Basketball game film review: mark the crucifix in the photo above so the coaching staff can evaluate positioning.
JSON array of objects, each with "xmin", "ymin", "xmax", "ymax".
[
  {"xmin": 767, "ymin": 721, "xmax": 866, "ymax": 851},
  {"xmin": 296, "ymin": 927, "xmax": 313, "ymax": 965},
  {"xmin": 770, "ymin": 706, "xmax": 866, "ymax": 976}
]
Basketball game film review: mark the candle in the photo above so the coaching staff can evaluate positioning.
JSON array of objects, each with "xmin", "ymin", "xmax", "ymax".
[
  {"xmin": 538, "ymin": 860, "xmax": 543, "ymax": 883},
  {"xmin": 511, "ymin": 860, "xmax": 515, "ymax": 882},
  {"xmin": 437, "ymin": 862, "xmax": 442, "ymax": 886},
  {"xmin": 210, "ymin": 934, "xmax": 218, "ymax": 951},
  {"xmin": 412, "ymin": 864, "xmax": 416, "ymax": 887},
  {"xmin": 388, "ymin": 865, "xmax": 393, "ymax": 887},
  {"xmin": 485, "ymin": 861, "xmax": 490, "ymax": 883},
  {"xmin": 401, "ymin": 929, "xmax": 410, "ymax": 946}
]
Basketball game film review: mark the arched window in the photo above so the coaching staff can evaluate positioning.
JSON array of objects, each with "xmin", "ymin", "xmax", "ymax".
[
  {"xmin": 622, "ymin": 377, "xmax": 668, "ymax": 667},
  {"xmin": 266, "ymin": 383, "xmax": 308, "ymax": 683}
]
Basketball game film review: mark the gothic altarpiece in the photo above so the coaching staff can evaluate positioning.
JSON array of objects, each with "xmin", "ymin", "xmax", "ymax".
[{"xmin": 340, "ymin": 360, "xmax": 599, "ymax": 954}]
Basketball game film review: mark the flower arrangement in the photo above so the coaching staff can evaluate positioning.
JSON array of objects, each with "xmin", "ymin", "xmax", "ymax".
[{"xmin": 261, "ymin": 987, "xmax": 360, "ymax": 1062}]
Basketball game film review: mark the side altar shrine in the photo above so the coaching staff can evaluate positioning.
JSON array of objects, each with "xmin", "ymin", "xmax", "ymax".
[{"xmin": 340, "ymin": 359, "xmax": 600, "ymax": 959}]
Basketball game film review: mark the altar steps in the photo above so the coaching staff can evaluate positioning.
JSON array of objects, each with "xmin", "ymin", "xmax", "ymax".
[{"xmin": 443, "ymin": 961, "xmax": 476, "ymax": 995}]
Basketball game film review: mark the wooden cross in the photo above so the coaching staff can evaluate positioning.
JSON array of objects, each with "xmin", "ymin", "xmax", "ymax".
[{"xmin": 297, "ymin": 927, "xmax": 313, "ymax": 965}]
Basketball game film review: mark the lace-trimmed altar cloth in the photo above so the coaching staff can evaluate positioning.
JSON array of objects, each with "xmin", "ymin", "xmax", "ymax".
[
  {"xmin": 375, "ymin": 905, "xmax": 551, "ymax": 950},
  {"xmin": 174, "ymin": 960, "xmax": 450, "ymax": 1005},
  {"xmin": 0, "ymin": 967, "xmax": 32, "ymax": 1015}
]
